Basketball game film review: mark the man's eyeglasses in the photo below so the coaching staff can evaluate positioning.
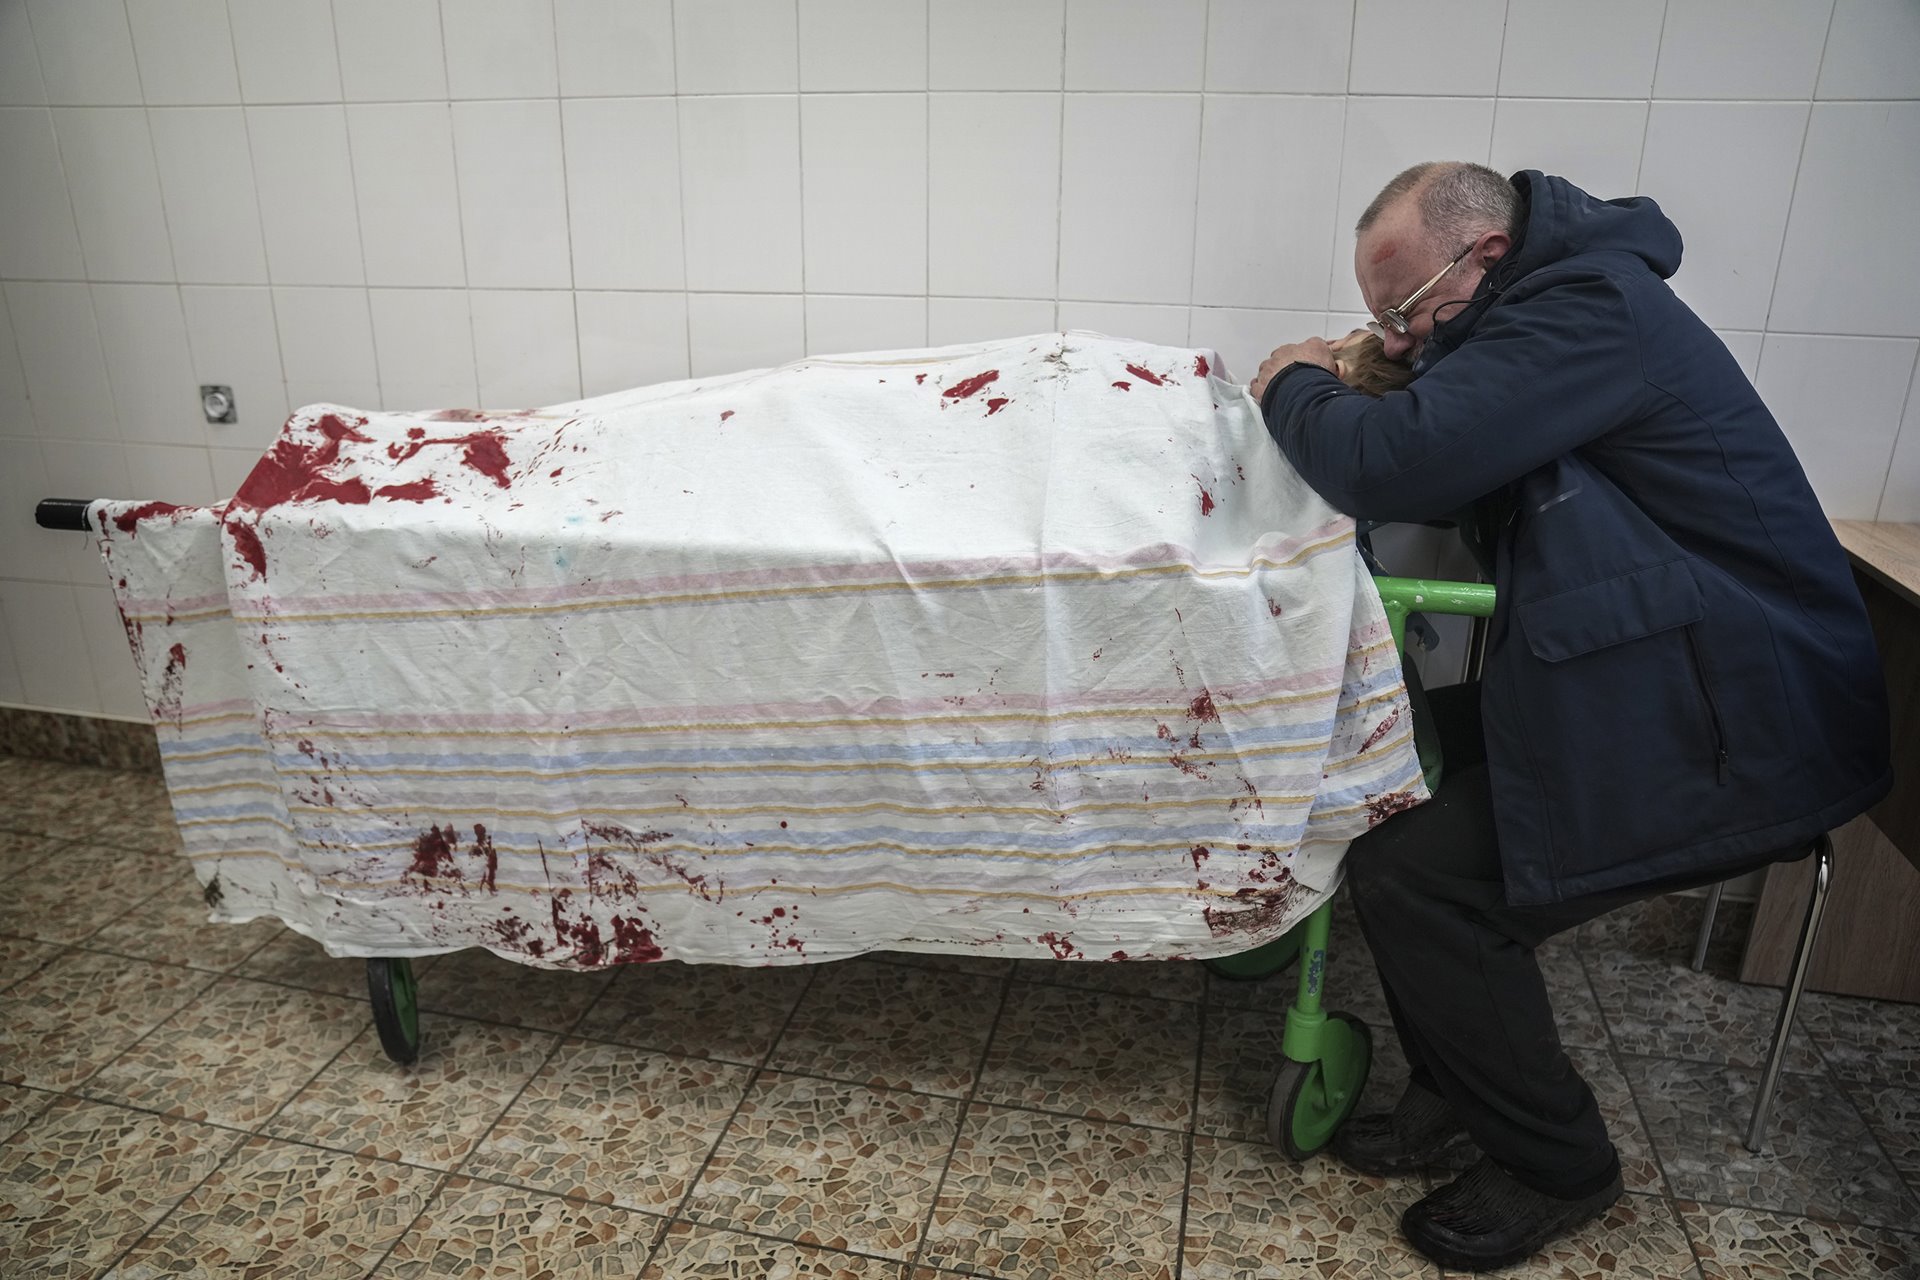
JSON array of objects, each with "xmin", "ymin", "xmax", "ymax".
[{"xmin": 1367, "ymin": 244, "xmax": 1474, "ymax": 338}]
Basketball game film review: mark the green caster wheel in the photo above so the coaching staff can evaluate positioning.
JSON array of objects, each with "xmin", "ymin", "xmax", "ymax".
[
  {"xmin": 1204, "ymin": 918, "xmax": 1306, "ymax": 981},
  {"xmin": 367, "ymin": 957, "xmax": 422, "ymax": 1065},
  {"xmin": 1266, "ymin": 1010, "xmax": 1371, "ymax": 1160}
]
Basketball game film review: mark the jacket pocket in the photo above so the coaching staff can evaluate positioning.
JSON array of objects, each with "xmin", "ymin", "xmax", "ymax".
[{"xmin": 1517, "ymin": 560, "xmax": 1704, "ymax": 663}]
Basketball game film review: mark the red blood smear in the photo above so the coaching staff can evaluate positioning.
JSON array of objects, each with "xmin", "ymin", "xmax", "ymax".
[
  {"xmin": 1111, "ymin": 381, "xmax": 1132, "ymax": 391},
  {"xmin": 549, "ymin": 468, "xmax": 563, "ymax": 478},
  {"xmin": 914, "ymin": 373, "xmax": 927, "ymax": 384},
  {"xmin": 1194, "ymin": 354, "xmax": 1211, "ymax": 377},
  {"xmin": 408, "ymin": 426, "xmax": 428, "ymax": 438},
  {"xmin": 610, "ymin": 916, "xmax": 663, "ymax": 963},
  {"xmin": 1196, "ymin": 482, "xmax": 1215, "ymax": 516},
  {"xmin": 1358, "ymin": 707, "xmax": 1402, "ymax": 753},
  {"xmin": 1188, "ymin": 689, "xmax": 1220, "ymax": 723},
  {"xmin": 942, "ymin": 369, "xmax": 1000, "ymax": 400},
  {"xmin": 1038, "ymin": 931, "xmax": 1078, "ymax": 959},
  {"xmin": 720, "ymin": 410, "xmax": 735, "ymax": 422},
  {"xmin": 228, "ymin": 522, "xmax": 268, "ymax": 580},
  {"xmin": 1190, "ymin": 844, "xmax": 1210, "ymax": 869},
  {"xmin": 1366, "ymin": 790, "xmax": 1423, "ymax": 826},
  {"xmin": 112, "ymin": 501, "xmax": 182, "ymax": 535},
  {"xmin": 1124, "ymin": 363, "xmax": 1165, "ymax": 386},
  {"xmin": 1110, "ymin": 950, "xmax": 1129, "ymax": 960},
  {"xmin": 1266, "ymin": 597, "xmax": 1283, "ymax": 617},
  {"xmin": 431, "ymin": 409, "xmax": 489, "ymax": 422},
  {"xmin": 985, "ymin": 397, "xmax": 1010, "ymax": 415},
  {"xmin": 155, "ymin": 643, "xmax": 188, "ymax": 722},
  {"xmin": 471, "ymin": 823, "xmax": 498, "ymax": 891},
  {"xmin": 374, "ymin": 478, "xmax": 438, "ymax": 502},
  {"xmin": 232, "ymin": 413, "xmax": 373, "ymax": 513},
  {"xmin": 410, "ymin": 824, "xmax": 459, "ymax": 878},
  {"xmin": 461, "ymin": 432, "xmax": 511, "ymax": 487}
]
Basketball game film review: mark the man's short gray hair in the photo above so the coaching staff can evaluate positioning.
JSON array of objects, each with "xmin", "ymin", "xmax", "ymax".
[{"xmin": 1357, "ymin": 162, "xmax": 1522, "ymax": 250}]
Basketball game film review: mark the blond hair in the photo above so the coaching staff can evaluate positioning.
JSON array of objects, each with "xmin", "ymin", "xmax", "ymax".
[{"xmin": 1336, "ymin": 332, "xmax": 1414, "ymax": 397}]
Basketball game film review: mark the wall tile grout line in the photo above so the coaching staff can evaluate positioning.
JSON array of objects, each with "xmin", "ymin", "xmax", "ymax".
[{"xmin": 1755, "ymin": 0, "xmax": 1840, "ymax": 352}]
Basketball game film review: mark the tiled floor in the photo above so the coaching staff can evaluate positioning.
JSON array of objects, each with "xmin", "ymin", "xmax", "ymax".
[{"xmin": 1, "ymin": 752, "xmax": 1916, "ymax": 1279}]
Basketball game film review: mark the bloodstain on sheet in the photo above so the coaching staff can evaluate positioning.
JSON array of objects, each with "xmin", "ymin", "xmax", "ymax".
[
  {"xmin": 154, "ymin": 642, "xmax": 187, "ymax": 724},
  {"xmin": 1195, "ymin": 480, "xmax": 1216, "ymax": 516},
  {"xmin": 941, "ymin": 370, "xmax": 1000, "ymax": 401},
  {"xmin": 720, "ymin": 410, "xmax": 735, "ymax": 422},
  {"xmin": 1187, "ymin": 689, "xmax": 1220, "ymax": 724},
  {"xmin": 1124, "ymin": 363, "xmax": 1165, "ymax": 386},
  {"xmin": 471, "ymin": 823, "xmax": 498, "ymax": 892},
  {"xmin": 1190, "ymin": 844, "xmax": 1210, "ymax": 869},
  {"xmin": 374, "ymin": 478, "xmax": 438, "ymax": 502},
  {"xmin": 609, "ymin": 915, "xmax": 663, "ymax": 963},
  {"xmin": 582, "ymin": 820, "xmax": 720, "ymax": 902},
  {"xmin": 410, "ymin": 824, "xmax": 459, "ymax": 878},
  {"xmin": 110, "ymin": 501, "xmax": 182, "ymax": 536},
  {"xmin": 915, "ymin": 373, "xmax": 927, "ymax": 384},
  {"xmin": 430, "ymin": 408, "xmax": 490, "ymax": 422},
  {"xmin": 1112, "ymin": 380, "xmax": 1132, "ymax": 391},
  {"xmin": 1194, "ymin": 354, "xmax": 1211, "ymax": 377},
  {"xmin": 385, "ymin": 428, "xmax": 513, "ymax": 488},
  {"xmin": 1366, "ymin": 790, "xmax": 1423, "ymax": 826},
  {"xmin": 985, "ymin": 397, "xmax": 1010, "ymax": 415},
  {"xmin": 1266, "ymin": 596, "xmax": 1284, "ymax": 618},
  {"xmin": 549, "ymin": 889, "xmax": 604, "ymax": 965},
  {"xmin": 1038, "ymin": 931, "xmax": 1080, "ymax": 959},
  {"xmin": 1357, "ymin": 708, "xmax": 1402, "ymax": 754},
  {"xmin": 1202, "ymin": 868, "xmax": 1302, "ymax": 938}
]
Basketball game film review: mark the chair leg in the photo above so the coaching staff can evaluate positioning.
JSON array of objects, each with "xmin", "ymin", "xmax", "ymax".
[
  {"xmin": 1744, "ymin": 833, "xmax": 1834, "ymax": 1153},
  {"xmin": 1690, "ymin": 881, "xmax": 1725, "ymax": 972}
]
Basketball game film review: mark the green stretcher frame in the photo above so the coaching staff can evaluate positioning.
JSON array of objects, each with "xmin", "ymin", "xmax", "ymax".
[{"xmin": 1220, "ymin": 574, "xmax": 1497, "ymax": 1156}]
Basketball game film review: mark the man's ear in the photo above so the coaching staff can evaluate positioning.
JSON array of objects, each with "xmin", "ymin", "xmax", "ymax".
[{"xmin": 1478, "ymin": 231, "xmax": 1512, "ymax": 267}]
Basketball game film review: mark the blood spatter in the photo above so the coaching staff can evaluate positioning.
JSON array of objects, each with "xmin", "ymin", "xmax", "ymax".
[
  {"xmin": 1111, "ymin": 381, "xmax": 1132, "ymax": 391},
  {"xmin": 720, "ymin": 410, "xmax": 735, "ymax": 422},
  {"xmin": 1190, "ymin": 844, "xmax": 1210, "ymax": 869},
  {"xmin": 941, "ymin": 369, "xmax": 1000, "ymax": 401},
  {"xmin": 493, "ymin": 916, "xmax": 532, "ymax": 946},
  {"xmin": 1266, "ymin": 596, "xmax": 1284, "ymax": 618},
  {"xmin": 1202, "ymin": 870, "xmax": 1301, "ymax": 937},
  {"xmin": 1357, "ymin": 708, "xmax": 1402, "ymax": 754},
  {"xmin": 1366, "ymin": 790, "xmax": 1423, "ymax": 826},
  {"xmin": 430, "ymin": 408, "xmax": 489, "ymax": 422},
  {"xmin": 1194, "ymin": 354, "xmax": 1211, "ymax": 377},
  {"xmin": 582, "ymin": 820, "xmax": 720, "ymax": 901},
  {"xmin": 111, "ymin": 501, "xmax": 182, "ymax": 536},
  {"xmin": 410, "ymin": 823, "xmax": 460, "ymax": 879},
  {"xmin": 154, "ymin": 642, "xmax": 187, "ymax": 724},
  {"xmin": 985, "ymin": 397, "xmax": 1010, "ymax": 415},
  {"xmin": 1187, "ymin": 689, "xmax": 1220, "ymax": 724},
  {"xmin": 1155, "ymin": 723, "xmax": 1173, "ymax": 741},
  {"xmin": 914, "ymin": 373, "xmax": 927, "ymax": 384},
  {"xmin": 471, "ymin": 823, "xmax": 498, "ymax": 892},
  {"xmin": 226, "ymin": 520, "xmax": 269, "ymax": 580},
  {"xmin": 610, "ymin": 915, "xmax": 663, "ymax": 963},
  {"xmin": 1195, "ymin": 480, "xmax": 1215, "ymax": 516},
  {"xmin": 1124, "ymin": 363, "xmax": 1165, "ymax": 386},
  {"xmin": 1037, "ymin": 931, "xmax": 1080, "ymax": 959},
  {"xmin": 374, "ymin": 478, "xmax": 438, "ymax": 502},
  {"xmin": 202, "ymin": 874, "xmax": 224, "ymax": 908},
  {"xmin": 1110, "ymin": 950, "xmax": 1129, "ymax": 961}
]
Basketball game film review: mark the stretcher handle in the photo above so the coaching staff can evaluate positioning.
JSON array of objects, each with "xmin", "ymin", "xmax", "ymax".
[
  {"xmin": 35, "ymin": 497, "xmax": 95, "ymax": 532},
  {"xmin": 1372, "ymin": 575, "xmax": 1497, "ymax": 654}
]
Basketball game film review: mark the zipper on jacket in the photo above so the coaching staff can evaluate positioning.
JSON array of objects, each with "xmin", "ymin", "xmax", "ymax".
[{"xmin": 1683, "ymin": 625, "xmax": 1730, "ymax": 784}]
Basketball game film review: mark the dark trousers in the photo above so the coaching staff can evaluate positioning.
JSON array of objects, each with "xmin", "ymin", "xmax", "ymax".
[{"xmin": 1345, "ymin": 681, "xmax": 1792, "ymax": 1197}]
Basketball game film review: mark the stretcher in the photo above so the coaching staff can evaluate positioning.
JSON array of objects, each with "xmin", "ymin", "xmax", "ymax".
[{"xmin": 35, "ymin": 331, "xmax": 1495, "ymax": 1157}]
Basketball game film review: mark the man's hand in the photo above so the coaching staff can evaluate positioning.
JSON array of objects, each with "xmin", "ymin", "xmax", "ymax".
[{"xmin": 1250, "ymin": 337, "xmax": 1337, "ymax": 403}]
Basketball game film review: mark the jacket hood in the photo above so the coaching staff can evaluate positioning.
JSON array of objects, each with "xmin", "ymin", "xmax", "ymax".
[{"xmin": 1502, "ymin": 170, "xmax": 1684, "ymax": 283}]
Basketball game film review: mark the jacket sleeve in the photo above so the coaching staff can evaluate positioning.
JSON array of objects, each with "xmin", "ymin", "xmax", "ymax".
[{"xmin": 1260, "ymin": 272, "xmax": 1647, "ymax": 523}]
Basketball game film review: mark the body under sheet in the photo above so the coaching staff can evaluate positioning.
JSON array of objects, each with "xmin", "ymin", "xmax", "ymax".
[{"xmin": 95, "ymin": 332, "xmax": 1425, "ymax": 968}]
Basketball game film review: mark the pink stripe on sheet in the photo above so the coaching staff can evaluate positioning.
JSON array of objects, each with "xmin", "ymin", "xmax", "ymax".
[{"xmin": 214, "ymin": 521, "xmax": 1354, "ymax": 616}]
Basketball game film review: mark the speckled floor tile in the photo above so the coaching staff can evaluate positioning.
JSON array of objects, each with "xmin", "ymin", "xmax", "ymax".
[
  {"xmin": 0, "ymin": 1096, "xmax": 241, "ymax": 1280},
  {"xmin": 414, "ymin": 945, "xmax": 614, "ymax": 1034},
  {"xmin": 0, "ymin": 932, "xmax": 61, "ymax": 991},
  {"xmin": 1844, "ymin": 1080, "xmax": 1920, "ymax": 1191},
  {"xmin": 769, "ymin": 959, "xmax": 1003, "ymax": 1097},
  {"xmin": 105, "ymin": 1135, "xmax": 441, "ymax": 1278},
  {"xmin": 921, "ymin": 1102, "xmax": 1185, "ymax": 1280},
  {"xmin": 236, "ymin": 928, "xmax": 433, "ymax": 999},
  {"xmin": 1538, "ymin": 939, "xmax": 1609, "ymax": 1052},
  {"xmin": 1678, "ymin": 1201, "xmax": 1920, "ymax": 1279},
  {"xmin": 641, "ymin": 1220, "xmax": 908, "ymax": 1278},
  {"xmin": 1586, "ymin": 950, "xmax": 1823, "ymax": 1072},
  {"xmin": 81, "ymin": 976, "xmax": 368, "ymax": 1127},
  {"xmin": 0, "ymin": 841, "xmax": 182, "ymax": 944},
  {"xmin": 1013, "ymin": 957, "xmax": 1205, "ymax": 1003},
  {"xmin": 1581, "ymin": 892, "xmax": 1750, "ymax": 973},
  {"xmin": 0, "ymin": 949, "xmax": 211, "ymax": 1090},
  {"xmin": 0, "ymin": 1082, "xmax": 56, "ymax": 1143},
  {"xmin": 685, "ymin": 1072, "xmax": 959, "ymax": 1259},
  {"xmin": 1565, "ymin": 1046, "xmax": 1666, "ymax": 1196},
  {"xmin": 467, "ymin": 1037, "xmax": 750, "ymax": 1211},
  {"xmin": 0, "ymin": 829, "xmax": 49, "ymax": 880},
  {"xmin": 978, "ymin": 984, "xmax": 1199, "ymax": 1129},
  {"xmin": 1197, "ymin": 1003, "xmax": 1408, "ymax": 1145},
  {"xmin": 1183, "ymin": 1134, "xmax": 1429, "ymax": 1280},
  {"xmin": 574, "ymin": 959, "xmax": 813, "ymax": 1066},
  {"xmin": 1434, "ymin": 1191, "xmax": 1699, "ymax": 1279},
  {"xmin": 268, "ymin": 1016, "xmax": 556, "ymax": 1168},
  {"xmin": 1801, "ymin": 991, "xmax": 1920, "ymax": 1090},
  {"xmin": 82, "ymin": 869, "xmax": 282, "ymax": 972},
  {"xmin": 1625, "ymin": 1055, "xmax": 1918, "ymax": 1228},
  {"xmin": 82, "ymin": 793, "xmax": 186, "ymax": 857},
  {"xmin": 372, "ymin": 1175, "xmax": 667, "ymax": 1279},
  {"xmin": 867, "ymin": 948, "xmax": 1014, "ymax": 978},
  {"xmin": 0, "ymin": 762, "xmax": 126, "ymax": 838}
]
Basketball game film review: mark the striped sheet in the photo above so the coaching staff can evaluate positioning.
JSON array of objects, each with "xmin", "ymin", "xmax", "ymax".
[{"xmin": 96, "ymin": 332, "xmax": 1425, "ymax": 968}]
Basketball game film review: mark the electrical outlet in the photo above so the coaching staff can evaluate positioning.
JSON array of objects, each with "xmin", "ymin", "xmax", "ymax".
[{"xmin": 200, "ymin": 384, "xmax": 236, "ymax": 424}]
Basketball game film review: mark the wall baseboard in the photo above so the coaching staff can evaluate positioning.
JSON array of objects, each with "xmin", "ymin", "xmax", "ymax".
[{"xmin": 0, "ymin": 706, "xmax": 161, "ymax": 774}]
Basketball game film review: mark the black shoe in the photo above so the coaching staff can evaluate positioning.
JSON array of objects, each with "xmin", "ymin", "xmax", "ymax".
[
  {"xmin": 1331, "ymin": 1083, "xmax": 1474, "ymax": 1177},
  {"xmin": 1401, "ymin": 1155, "xmax": 1624, "ymax": 1272}
]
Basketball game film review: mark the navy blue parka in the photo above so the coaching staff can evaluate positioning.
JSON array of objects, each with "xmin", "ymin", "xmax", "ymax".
[{"xmin": 1262, "ymin": 171, "xmax": 1891, "ymax": 905}]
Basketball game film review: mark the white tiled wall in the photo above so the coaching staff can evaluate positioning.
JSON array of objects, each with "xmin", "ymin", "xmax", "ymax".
[{"xmin": 2, "ymin": 0, "xmax": 1917, "ymax": 717}]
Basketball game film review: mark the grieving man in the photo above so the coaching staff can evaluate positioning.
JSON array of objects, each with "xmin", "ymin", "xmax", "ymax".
[{"xmin": 1250, "ymin": 162, "xmax": 1891, "ymax": 1271}]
